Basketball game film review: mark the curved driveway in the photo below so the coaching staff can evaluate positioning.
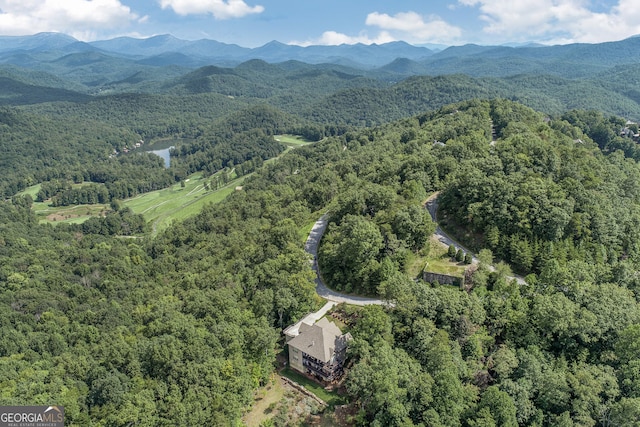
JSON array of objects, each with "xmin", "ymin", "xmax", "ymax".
[
  {"xmin": 305, "ymin": 214, "xmax": 386, "ymax": 306},
  {"xmin": 426, "ymin": 194, "xmax": 480, "ymax": 264},
  {"xmin": 305, "ymin": 193, "xmax": 526, "ymax": 307},
  {"xmin": 425, "ymin": 193, "xmax": 526, "ymax": 285}
]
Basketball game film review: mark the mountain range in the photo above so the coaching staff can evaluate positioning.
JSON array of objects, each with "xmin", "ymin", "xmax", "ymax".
[
  {"xmin": 2, "ymin": 32, "xmax": 640, "ymax": 122},
  {"xmin": 0, "ymin": 32, "xmax": 434, "ymax": 68},
  {"xmin": 2, "ymin": 32, "xmax": 640, "ymax": 73}
]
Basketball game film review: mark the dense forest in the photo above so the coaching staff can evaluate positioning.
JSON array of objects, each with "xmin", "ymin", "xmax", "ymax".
[
  {"xmin": 0, "ymin": 103, "xmax": 303, "ymax": 200},
  {"xmin": 4, "ymin": 34, "xmax": 640, "ymax": 426},
  {"xmin": 4, "ymin": 33, "xmax": 640, "ymax": 129},
  {"xmin": 2, "ymin": 95, "xmax": 640, "ymax": 426},
  {"xmin": 10, "ymin": 63, "xmax": 640, "ymax": 127}
]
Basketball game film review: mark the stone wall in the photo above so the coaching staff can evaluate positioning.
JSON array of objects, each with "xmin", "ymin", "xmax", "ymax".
[{"xmin": 423, "ymin": 271, "xmax": 464, "ymax": 287}]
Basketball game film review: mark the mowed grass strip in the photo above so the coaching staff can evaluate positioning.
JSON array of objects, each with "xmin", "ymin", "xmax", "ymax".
[
  {"xmin": 19, "ymin": 184, "xmax": 109, "ymax": 225},
  {"xmin": 274, "ymin": 134, "xmax": 314, "ymax": 146},
  {"xmin": 406, "ymin": 238, "xmax": 467, "ymax": 279},
  {"xmin": 124, "ymin": 172, "xmax": 244, "ymax": 234},
  {"xmin": 22, "ymin": 172, "xmax": 243, "ymax": 232},
  {"xmin": 40, "ymin": 205, "xmax": 109, "ymax": 225},
  {"xmin": 22, "ymin": 135, "xmax": 313, "ymax": 230}
]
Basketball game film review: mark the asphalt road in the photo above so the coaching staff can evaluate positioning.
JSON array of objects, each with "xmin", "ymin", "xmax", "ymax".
[
  {"xmin": 305, "ymin": 193, "xmax": 526, "ymax": 307},
  {"xmin": 425, "ymin": 193, "xmax": 526, "ymax": 285},
  {"xmin": 305, "ymin": 214, "xmax": 386, "ymax": 306}
]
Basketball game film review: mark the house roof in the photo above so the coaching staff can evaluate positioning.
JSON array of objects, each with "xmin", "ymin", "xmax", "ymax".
[
  {"xmin": 288, "ymin": 317, "xmax": 350, "ymax": 363},
  {"xmin": 283, "ymin": 301, "xmax": 336, "ymax": 339}
]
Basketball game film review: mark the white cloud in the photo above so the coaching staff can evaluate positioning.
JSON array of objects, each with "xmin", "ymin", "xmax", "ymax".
[
  {"xmin": 159, "ymin": 0, "xmax": 264, "ymax": 19},
  {"xmin": 366, "ymin": 11, "xmax": 463, "ymax": 42},
  {"xmin": 0, "ymin": 0, "xmax": 139, "ymax": 40},
  {"xmin": 291, "ymin": 30, "xmax": 396, "ymax": 47},
  {"xmin": 291, "ymin": 11, "xmax": 463, "ymax": 46},
  {"xmin": 459, "ymin": 0, "xmax": 640, "ymax": 43}
]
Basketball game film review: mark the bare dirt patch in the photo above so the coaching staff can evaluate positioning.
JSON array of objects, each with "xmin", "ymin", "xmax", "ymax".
[
  {"xmin": 46, "ymin": 213, "xmax": 78, "ymax": 221},
  {"xmin": 243, "ymin": 371, "xmax": 355, "ymax": 426},
  {"xmin": 243, "ymin": 374, "xmax": 327, "ymax": 427}
]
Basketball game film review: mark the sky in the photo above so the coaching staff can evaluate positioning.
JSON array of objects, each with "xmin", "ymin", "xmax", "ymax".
[{"xmin": 0, "ymin": 0, "xmax": 639, "ymax": 47}]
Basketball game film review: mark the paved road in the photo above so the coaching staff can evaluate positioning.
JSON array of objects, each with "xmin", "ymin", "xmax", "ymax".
[
  {"xmin": 425, "ymin": 194, "xmax": 481, "ymax": 265},
  {"xmin": 305, "ymin": 193, "xmax": 526, "ymax": 306},
  {"xmin": 305, "ymin": 214, "xmax": 386, "ymax": 306},
  {"xmin": 425, "ymin": 193, "xmax": 526, "ymax": 285}
]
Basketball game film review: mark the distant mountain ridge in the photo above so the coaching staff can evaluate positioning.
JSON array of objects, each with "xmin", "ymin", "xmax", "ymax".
[
  {"xmin": 2, "ymin": 32, "xmax": 640, "ymax": 77},
  {"xmin": 2, "ymin": 32, "xmax": 640, "ymax": 121},
  {"xmin": 0, "ymin": 33, "xmax": 435, "ymax": 68}
]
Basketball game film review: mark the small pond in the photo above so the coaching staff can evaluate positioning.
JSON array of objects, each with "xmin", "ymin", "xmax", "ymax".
[
  {"xmin": 147, "ymin": 146, "xmax": 173, "ymax": 168},
  {"xmin": 143, "ymin": 139, "xmax": 180, "ymax": 168},
  {"xmin": 143, "ymin": 138, "xmax": 194, "ymax": 168}
]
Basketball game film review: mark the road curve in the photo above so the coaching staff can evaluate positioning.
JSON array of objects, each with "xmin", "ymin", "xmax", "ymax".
[
  {"xmin": 425, "ymin": 193, "xmax": 526, "ymax": 285},
  {"xmin": 305, "ymin": 214, "xmax": 386, "ymax": 306},
  {"xmin": 305, "ymin": 193, "xmax": 526, "ymax": 306},
  {"xmin": 425, "ymin": 194, "xmax": 480, "ymax": 264}
]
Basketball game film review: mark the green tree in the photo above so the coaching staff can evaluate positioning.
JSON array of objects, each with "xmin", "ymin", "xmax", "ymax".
[
  {"xmin": 616, "ymin": 325, "xmax": 640, "ymax": 365},
  {"xmin": 319, "ymin": 214, "xmax": 384, "ymax": 294},
  {"xmin": 473, "ymin": 386, "xmax": 517, "ymax": 427},
  {"xmin": 347, "ymin": 341, "xmax": 434, "ymax": 427},
  {"xmin": 448, "ymin": 244, "xmax": 457, "ymax": 258},
  {"xmin": 464, "ymin": 252, "xmax": 473, "ymax": 264},
  {"xmin": 608, "ymin": 398, "xmax": 640, "ymax": 427},
  {"xmin": 392, "ymin": 204, "xmax": 435, "ymax": 252},
  {"xmin": 353, "ymin": 305, "xmax": 393, "ymax": 345}
]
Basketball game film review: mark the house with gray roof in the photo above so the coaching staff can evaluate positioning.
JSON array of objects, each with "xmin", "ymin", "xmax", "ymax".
[{"xmin": 285, "ymin": 315, "xmax": 351, "ymax": 383}]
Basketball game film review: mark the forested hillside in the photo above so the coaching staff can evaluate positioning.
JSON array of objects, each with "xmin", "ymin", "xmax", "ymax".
[
  {"xmin": 4, "ymin": 42, "xmax": 640, "ymax": 125},
  {"xmin": 289, "ymin": 99, "xmax": 640, "ymax": 425},
  {"xmin": 0, "ymin": 100, "xmax": 308, "ymax": 201},
  {"xmin": 440, "ymin": 105, "xmax": 640, "ymax": 276},
  {"xmin": 3, "ymin": 97, "xmax": 640, "ymax": 425},
  {"xmin": 5, "ymin": 29, "xmax": 640, "ymax": 426},
  {"xmin": 0, "ymin": 107, "xmax": 170, "ymax": 197},
  {"xmin": 0, "ymin": 186, "xmax": 307, "ymax": 424}
]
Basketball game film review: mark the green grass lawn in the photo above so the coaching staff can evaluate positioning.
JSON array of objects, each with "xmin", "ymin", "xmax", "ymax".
[
  {"xmin": 280, "ymin": 367, "xmax": 346, "ymax": 408},
  {"xmin": 274, "ymin": 134, "xmax": 315, "ymax": 146},
  {"xmin": 407, "ymin": 238, "xmax": 467, "ymax": 279},
  {"xmin": 19, "ymin": 184, "xmax": 110, "ymax": 225},
  {"xmin": 22, "ymin": 172, "xmax": 244, "ymax": 232},
  {"xmin": 20, "ymin": 183, "xmax": 41, "ymax": 199},
  {"xmin": 424, "ymin": 257, "xmax": 467, "ymax": 276},
  {"xmin": 124, "ymin": 172, "xmax": 244, "ymax": 235},
  {"xmin": 37, "ymin": 204, "xmax": 109, "ymax": 225},
  {"xmin": 22, "ymin": 135, "xmax": 314, "ymax": 231}
]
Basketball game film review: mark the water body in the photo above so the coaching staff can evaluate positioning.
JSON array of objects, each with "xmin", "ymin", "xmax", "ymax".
[
  {"xmin": 144, "ymin": 138, "xmax": 193, "ymax": 168},
  {"xmin": 147, "ymin": 147, "xmax": 173, "ymax": 168}
]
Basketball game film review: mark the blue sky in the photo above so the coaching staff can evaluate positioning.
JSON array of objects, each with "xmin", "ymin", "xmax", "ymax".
[{"xmin": 0, "ymin": 0, "xmax": 638, "ymax": 47}]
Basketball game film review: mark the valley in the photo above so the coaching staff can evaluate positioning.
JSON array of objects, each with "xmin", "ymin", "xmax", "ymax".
[
  {"xmin": 20, "ymin": 135, "xmax": 315, "ymax": 234},
  {"xmin": 2, "ymin": 33, "xmax": 640, "ymax": 426}
]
